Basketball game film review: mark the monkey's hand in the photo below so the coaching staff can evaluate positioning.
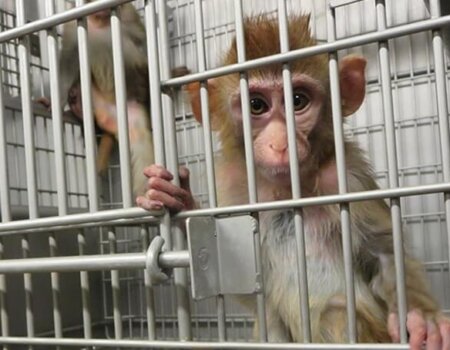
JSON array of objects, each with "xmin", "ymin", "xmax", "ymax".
[
  {"xmin": 35, "ymin": 97, "xmax": 51, "ymax": 111},
  {"xmin": 387, "ymin": 310, "xmax": 450, "ymax": 350},
  {"xmin": 136, "ymin": 164, "xmax": 196, "ymax": 213}
]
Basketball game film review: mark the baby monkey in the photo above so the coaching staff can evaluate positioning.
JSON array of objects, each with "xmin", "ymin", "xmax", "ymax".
[{"xmin": 137, "ymin": 15, "xmax": 450, "ymax": 348}]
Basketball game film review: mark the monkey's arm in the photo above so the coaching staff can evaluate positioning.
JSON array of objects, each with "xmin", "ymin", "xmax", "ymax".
[
  {"xmin": 357, "ymin": 198, "xmax": 450, "ymax": 349},
  {"xmin": 371, "ymin": 247, "xmax": 450, "ymax": 349}
]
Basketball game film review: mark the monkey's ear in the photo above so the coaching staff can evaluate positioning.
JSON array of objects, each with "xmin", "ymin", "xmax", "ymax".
[
  {"xmin": 339, "ymin": 55, "xmax": 367, "ymax": 117},
  {"xmin": 186, "ymin": 80, "xmax": 220, "ymax": 129}
]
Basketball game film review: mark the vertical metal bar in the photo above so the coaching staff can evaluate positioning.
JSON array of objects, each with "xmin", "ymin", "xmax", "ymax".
[
  {"xmin": 277, "ymin": 0, "xmax": 311, "ymax": 342},
  {"xmin": 48, "ymin": 234, "xmax": 62, "ymax": 344},
  {"xmin": 78, "ymin": 231, "xmax": 92, "ymax": 338},
  {"xmin": 75, "ymin": 0, "xmax": 96, "ymax": 340},
  {"xmin": 193, "ymin": 0, "xmax": 217, "ymax": 208},
  {"xmin": 76, "ymin": 0, "xmax": 99, "ymax": 213},
  {"xmin": 141, "ymin": 226, "xmax": 156, "ymax": 340},
  {"xmin": 233, "ymin": 0, "xmax": 267, "ymax": 341},
  {"xmin": 144, "ymin": 0, "xmax": 172, "ymax": 250},
  {"xmin": 111, "ymin": 6, "xmax": 133, "ymax": 207},
  {"xmin": 46, "ymin": 0, "xmax": 68, "ymax": 214},
  {"xmin": 375, "ymin": 0, "xmax": 407, "ymax": 343},
  {"xmin": 429, "ymin": 0, "xmax": 450, "ymax": 284},
  {"xmin": 157, "ymin": 0, "xmax": 192, "ymax": 340},
  {"xmin": 326, "ymin": 4, "xmax": 356, "ymax": 342},
  {"xmin": 45, "ymin": 1, "xmax": 66, "ymax": 344},
  {"xmin": 192, "ymin": 0, "xmax": 226, "ymax": 340},
  {"xmin": 0, "ymin": 56, "xmax": 11, "ymax": 225},
  {"xmin": 108, "ymin": 229, "xmax": 123, "ymax": 340},
  {"xmin": 16, "ymin": 0, "xmax": 39, "ymax": 219},
  {"xmin": 16, "ymin": 2, "xmax": 36, "ymax": 345},
  {"xmin": 0, "ymin": 34, "xmax": 11, "ymax": 350}
]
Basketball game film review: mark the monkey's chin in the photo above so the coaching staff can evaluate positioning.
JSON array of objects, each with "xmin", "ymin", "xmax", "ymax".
[{"xmin": 258, "ymin": 165, "xmax": 292, "ymax": 184}]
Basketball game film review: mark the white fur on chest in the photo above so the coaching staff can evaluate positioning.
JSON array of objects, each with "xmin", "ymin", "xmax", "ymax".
[{"xmin": 261, "ymin": 210, "xmax": 347, "ymax": 303}]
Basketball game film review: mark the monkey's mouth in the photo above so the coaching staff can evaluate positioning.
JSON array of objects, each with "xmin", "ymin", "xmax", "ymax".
[{"xmin": 259, "ymin": 165, "xmax": 292, "ymax": 182}]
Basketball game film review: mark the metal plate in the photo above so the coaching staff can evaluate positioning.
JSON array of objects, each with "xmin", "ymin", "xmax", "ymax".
[{"xmin": 186, "ymin": 215, "xmax": 258, "ymax": 300}]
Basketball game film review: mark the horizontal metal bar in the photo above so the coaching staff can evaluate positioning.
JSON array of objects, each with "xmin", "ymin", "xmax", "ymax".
[
  {"xmin": 175, "ymin": 182, "xmax": 450, "ymax": 219},
  {"xmin": 0, "ymin": 251, "xmax": 189, "ymax": 273},
  {"xmin": 0, "ymin": 208, "xmax": 163, "ymax": 235},
  {"xmin": 163, "ymin": 14, "xmax": 450, "ymax": 88},
  {"xmin": 0, "ymin": 0, "xmax": 132, "ymax": 43},
  {"xmin": 0, "ymin": 337, "xmax": 410, "ymax": 349},
  {"xmin": 329, "ymin": 0, "xmax": 365, "ymax": 8}
]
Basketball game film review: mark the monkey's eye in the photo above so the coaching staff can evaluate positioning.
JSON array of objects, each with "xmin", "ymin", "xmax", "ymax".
[
  {"xmin": 293, "ymin": 92, "xmax": 310, "ymax": 111},
  {"xmin": 250, "ymin": 97, "xmax": 269, "ymax": 115}
]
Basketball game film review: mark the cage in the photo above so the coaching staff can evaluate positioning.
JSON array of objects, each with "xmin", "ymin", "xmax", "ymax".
[{"xmin": 0, "ymin": 0, "xmax": 449, "ymax": 349}]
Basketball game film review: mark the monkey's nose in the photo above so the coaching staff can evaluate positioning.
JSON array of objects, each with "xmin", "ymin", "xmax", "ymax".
[{"xmin": 269, "ymin": 143, "xmax": 288, "ymax": 153}]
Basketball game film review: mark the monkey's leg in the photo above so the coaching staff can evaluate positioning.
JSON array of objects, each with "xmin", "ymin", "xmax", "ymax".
[
  {"xmin": 92, "ymin": 92, "xmax": 154, "ymax": 196},
  {"xmin": 253, "ymin": 305, "xmax": 291, "ymax": 342},
  {"xmin": 97, "ymin": 133, "xmax": 115, "ymax": 175},
  {"xmin": 319, "ymin": 303, "xmax": 390, "ymax": 343},
  {"xmin": 126, "ymin": 101, "xmax": 154, "ymax": 196}
]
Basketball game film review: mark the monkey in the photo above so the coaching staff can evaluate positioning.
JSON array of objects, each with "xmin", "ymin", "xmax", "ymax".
[
  {"xmin": 136, "ymin": 15, "xmax": 450, "ymax": 348},
  {"xmin": 35, "ymin": 2, "xmax": 154, "ymax": 196}
]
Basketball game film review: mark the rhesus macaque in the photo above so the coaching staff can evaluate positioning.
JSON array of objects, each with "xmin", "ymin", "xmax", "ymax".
[
  {"xmin": 137, "ymin": 15, "xmax": 450, "ymax": 348},
  {"xmin": 58, "ymin": 2, "xmax": 154, "ymax": 196}
]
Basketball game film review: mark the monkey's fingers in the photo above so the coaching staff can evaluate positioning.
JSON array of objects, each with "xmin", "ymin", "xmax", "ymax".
[
  {"xmin": 438, "ymin": 317, "xmax": 450, "ymax": 350},
  {"xmin": 387, "ymin": 312, "xmax": 401, "ymax": 343},
  {"xmin": 406, "ymin": 309, "xmax": 429, "ymax": 350},
  {"xmin": 136, "ymin": 196, "xmax": 164, "ymax": 211},
  {"xmin": 35, "ymin": 97, "xmax": 51, "ymax": 111},
  {"xmin": 179, "ymin": 166, "xmax": 191, "ymax": 191},
  {"xmin": 143, "ymin": 164, "xmax": 174, "ymax": 182},
  {"xmin": 148, "ymin": 176, "xmax": 192, "ymax": 208},
  {"xmin": 144, "ymin": 189, "xmax": 185, "ymax": 213},
  {"xmin": 426, "ymin": 320, "xmax": 443, "ymax": 350}
]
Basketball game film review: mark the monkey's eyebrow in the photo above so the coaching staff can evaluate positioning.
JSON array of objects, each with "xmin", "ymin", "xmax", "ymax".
[{"xmin": 290, "ymin": 74, "xmax": 326, "ymax": 94}]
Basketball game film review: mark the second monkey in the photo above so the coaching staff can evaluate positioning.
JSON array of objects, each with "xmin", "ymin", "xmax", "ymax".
[{"xmin": 59, "ymin": 2, "xmax": 153, "ymax": 196}]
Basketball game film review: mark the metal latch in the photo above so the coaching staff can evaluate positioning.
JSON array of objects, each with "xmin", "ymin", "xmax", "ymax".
[{"xmin": 186, "ymin": 215, "xmax": 259, "ymax": 300}]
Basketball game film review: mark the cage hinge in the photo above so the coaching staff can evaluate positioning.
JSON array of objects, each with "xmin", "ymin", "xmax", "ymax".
[
  {"xmin": 186, "ymin": 215, "xmax": 259, "ymax": 300},
  {"xmin": 145, "ymin": 236, "xmax": 170, "ymax": 285}
]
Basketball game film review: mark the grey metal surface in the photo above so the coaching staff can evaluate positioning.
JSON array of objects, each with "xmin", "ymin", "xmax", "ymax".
[
  {"xmin": 163, "ymin": 14, "xmax": 450, "ymax": 87},
  {"xmin": 375, "ymin": 0, "xmax": 408, "ymax": 342},
  {"xmin": 0, "ymin": 250, "xmax": 189, "ymax": 273},
  {"xmin": 233, "ymin": 0, "xmax": 267, "ymax": 341},
  {"xmin": 429, "ymin": 0, "xmax": 450, "ymax": 286},
  {"xmin": 326, "ymin": 5, "xmax": 357, "ymax": 341},
  {"xmin": 0, "ymin": 336, "xmax": 412, "ymax": 349},
  {"xmin": 175, "ymin": 182, "xmax": 450, "ymax": 220},
  {"xmin": 158, "ymin": 0, "xmax": 192, "ymax": 340},
  {"xmin": 278, "ymin": 0, "xmax": 311, "ymax": 341},
  {"xmin": 111, "ymin": 7, "xmax": 133, "ymax": 207},
  {"xmin": 187, "ymin": 216, "xmax": 258, "ymax": 299},
  {"xmin": 76, "ymin": 0, "xmax": 100, "ymax": 214},
  {"xmin": 0, "ymin": 207, "xmax": 161, "ymax": 234}
]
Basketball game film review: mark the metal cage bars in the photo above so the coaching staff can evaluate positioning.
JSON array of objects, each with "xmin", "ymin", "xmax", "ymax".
[{"xmin": 0, "ymin": 0, "xmax": 448, "ymax": 348}]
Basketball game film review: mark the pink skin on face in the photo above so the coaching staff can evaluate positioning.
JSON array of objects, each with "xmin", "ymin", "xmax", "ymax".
[{"xmin": 230, "ymin": 74, "xmax": 325, "ymax": 184}]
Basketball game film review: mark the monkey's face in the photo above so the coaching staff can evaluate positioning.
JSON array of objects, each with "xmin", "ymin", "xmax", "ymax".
[
  {"xmin": 88, "ymin": 9, "xmax": 111, "ymax": 30},
  {"xmin": 229, "ymin": 74, "xmax": 326, "ymax": 184}
]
